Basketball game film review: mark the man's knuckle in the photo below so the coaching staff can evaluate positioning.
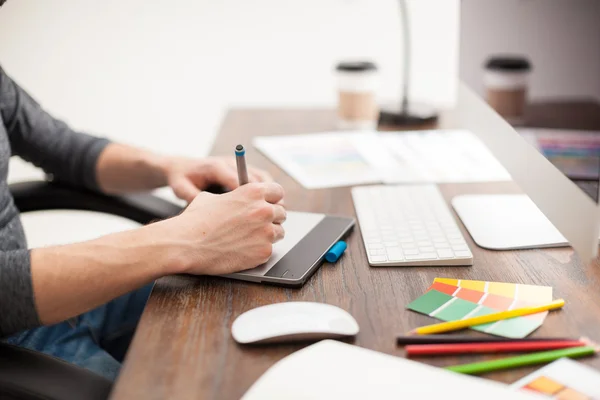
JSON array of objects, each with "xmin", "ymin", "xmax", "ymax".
[
  {"xmin": 250, "ymin": 204, "xmax": 272, "ymax": 220},
  {"xmin": 259, "ymin": 245, "xmax": 273, "ymax": 262},
  {"xmin": 262, "ymin": 224, "xmax": 275, "ymax": 239},
  {"xmin": 246, "ymin": 184, "xmax": 263, "ymax": 198}
]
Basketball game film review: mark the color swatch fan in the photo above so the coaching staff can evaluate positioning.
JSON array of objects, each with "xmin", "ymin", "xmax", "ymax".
[{"xmin": 407, "ymin": 278, "xmax": 553, "ymax": 338}]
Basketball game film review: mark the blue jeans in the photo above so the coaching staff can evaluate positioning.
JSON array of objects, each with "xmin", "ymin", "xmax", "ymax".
[{"xmin": 4, "ymin": 283, "xmax": 153, "ymax": 382}]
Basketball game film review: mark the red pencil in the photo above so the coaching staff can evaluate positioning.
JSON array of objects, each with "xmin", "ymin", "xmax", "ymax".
[{"xmin": 405, "ymin": 340, "xmax": 587, "ymax": 357}]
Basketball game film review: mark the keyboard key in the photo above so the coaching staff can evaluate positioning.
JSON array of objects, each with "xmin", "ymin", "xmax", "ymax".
[
  {"xmin": 417, "ymin": 241, "xmax": 433, "ymax": 247},
  {"xmin": 401, "ymin": 242, "xmax": 417, "ymax": 249},
  {"xmin": 405, "ymin": 252, "xmax": 438, "ymax": 260},
  {"xmin": 403, "ymin": 249, "xmax": 419, "ymax": 255},
  {"xmin": 437, "ymin": 249, "xmax": 454, "ymax": 259},
  {"xmin": 367, "ymin": 238, "xmax": 382, "ymax": 244},
  {"xmin": 454, "ymin": 250, "xmax": 472, "ymax": 258},
  {"xmin": 367, "ymin": 243, "xmax": 384, "ymax": 249},
  {"xmin": 434, "ymin": 243, "xmax": 451, "ymax": 249},
  {"xmin": 452, "ymin": 244, "xmax": 468, "ymax": 251},
  {"xmin": 369, "ymin": 255, "xmax": 387, "ymax": 263},
  {"xmin": 368, "ymin": 248, "xmax": 385, "ymax": 256},
  {"xmin": 385, "ymin": 247, "xmax": 404, "ymax": 261},
  {"xmin": 419, "ymin": 246, "xmax": 435, "ymax": 253}
]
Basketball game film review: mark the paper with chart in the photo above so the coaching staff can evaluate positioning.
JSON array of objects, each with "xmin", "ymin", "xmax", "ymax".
[
  {"xmin": 378, "ymin": 130, "xmax": 511, "ymax": 183},
  {"xmin": 252, "ymin": 132, "xmax": 388, "ymax": 189},
  {"xmin": 511, "ymin": 358, "xmax": 600, "ymax": 398},
  {"xmin": 253, "ymin": 130, "xmax": 511, "ymax": 189},
  {"xmin": 407, "ymin": 278, "xmax": 553, "ymax": 338}
]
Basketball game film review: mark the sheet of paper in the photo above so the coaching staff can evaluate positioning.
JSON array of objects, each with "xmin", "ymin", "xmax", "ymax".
[
  {"xmin": 379, "ymin": 129, "xmax": 511, "ymax": 183},
  {"xmin": 253, "ymin": 130, "xmax": 511, "ymax": 189},
  {"xmin": 510, "ymin": 358, "xmax": 600, "ymax": 398},
  {"xmin": 253, "ymin": 132, "xmax": 387, "ymax": 189},
  {"xmin": 242, "ymin": 340, "xmax": 539, "ymax": 400},
  {"xmin": 406, "ymin": 278, "xmax": 553, "ymax": 338}
]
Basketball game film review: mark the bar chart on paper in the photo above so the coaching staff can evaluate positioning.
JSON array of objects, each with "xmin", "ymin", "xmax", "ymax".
[{"xmin": 407, "ymin": 279, "xmax": 553, "ymax": 338}]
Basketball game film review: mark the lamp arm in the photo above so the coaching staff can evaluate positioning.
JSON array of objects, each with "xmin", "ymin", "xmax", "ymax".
[{"xmin": 399, "ymin": 0, "xmax": 410, "ymax": 115}]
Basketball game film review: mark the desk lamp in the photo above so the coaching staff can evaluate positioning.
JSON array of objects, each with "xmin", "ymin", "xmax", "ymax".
[{"xmin": 378, "ymin": 0, "xmax": 438, "ymax": 127}]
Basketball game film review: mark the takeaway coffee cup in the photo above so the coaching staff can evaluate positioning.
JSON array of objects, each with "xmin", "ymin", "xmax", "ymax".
[
  {"xmin": 335, "ymin": 61, "xmax": 379, "ymax": 130},
  {"xmin": 484, "ymin": 56, "xmax": 532, "ymax": 125}
]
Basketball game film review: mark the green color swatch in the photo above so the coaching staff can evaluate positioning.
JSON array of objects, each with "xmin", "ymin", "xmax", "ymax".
[
  {"xmin": 485, "ymin": 317, "xmax": 542, "ymax": 338},
  {"xmin": 407, "ymin": 290, "xmax": 452, "ymax": 315},
  {"xmin": 434, "ymin": 298, "xmax": 478, "ymax": 320}
]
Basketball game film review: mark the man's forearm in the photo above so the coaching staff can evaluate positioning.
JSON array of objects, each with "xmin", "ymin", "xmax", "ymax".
[
  {"xmin": 30, "ymin": 219, "xmax": 182, "ymax": 325},
  {"xmin": 95, "ymin": 143, "xmax": 170, "ymax": 194}
]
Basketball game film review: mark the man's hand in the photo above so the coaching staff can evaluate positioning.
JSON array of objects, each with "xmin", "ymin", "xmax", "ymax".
[
  {"xmin": 164, "ymin": 156, "xmax": 273, "ymax": 203},
  {"xmin": 30, "ymin": 181, "xmax": 285, "ymax": 325},
  {"xmin": 96, "ymin": 144, "xmax": 274, "ymax": 203},
  {"xmin": 162, "ymin": 181, "xmax": 286, "ymax": 275}
]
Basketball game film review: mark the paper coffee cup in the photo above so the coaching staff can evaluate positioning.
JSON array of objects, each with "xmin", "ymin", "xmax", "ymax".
[
  {"xmin": 484, "ymin": 56, "xmax": 532, "ymax": 125},
  {"xmin": 335, "ymin": 61, "xmax": 379, "ymax": 130}
]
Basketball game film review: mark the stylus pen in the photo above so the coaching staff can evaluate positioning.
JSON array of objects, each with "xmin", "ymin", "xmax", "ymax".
[{"xmin": 235, "ymin": 144, "xmax": 249, "ymax": 186}]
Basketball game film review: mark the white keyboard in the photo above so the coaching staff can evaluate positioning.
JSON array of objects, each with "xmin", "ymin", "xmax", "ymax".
[{"xmin": 352, "ymin": 185, "xmax": 473, "ymax": 266}]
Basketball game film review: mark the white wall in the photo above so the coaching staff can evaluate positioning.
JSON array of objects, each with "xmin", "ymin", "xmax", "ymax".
[
  {"xmin": 0, "ymin": 0, "xmax": 459, "ymax": 187},
  {"xmin": 460, "ymin": 0, "xmax": 600, "ymax": 102}
]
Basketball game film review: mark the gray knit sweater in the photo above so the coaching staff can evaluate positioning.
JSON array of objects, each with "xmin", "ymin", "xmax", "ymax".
[{"xmin": 0, "ymin": 66, "xmax": 110, "ymax": 337}]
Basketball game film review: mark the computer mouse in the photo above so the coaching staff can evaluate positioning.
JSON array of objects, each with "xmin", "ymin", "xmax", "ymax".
[{"xmin": 231, "ymin": 302, "xmax": 360, "ymax": 344}]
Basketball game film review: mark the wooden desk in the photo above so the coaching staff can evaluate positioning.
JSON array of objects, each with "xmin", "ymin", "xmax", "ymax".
[{"xmin": 111, "ymin": 107, "xmax": 600, "ymax": 400}]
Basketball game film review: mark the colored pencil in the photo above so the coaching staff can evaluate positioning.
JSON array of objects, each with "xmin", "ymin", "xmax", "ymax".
[
  {"xmin": 396, "ymin": 335, "xmax": 577, "ymax": 345},
  {"xmin": 408, "ymin": 299, "xmax": 565, "ymax": 335},
  {"xmin": 446, "ymin": 345, "xmax": 599, "ymax": 375},
  {"xmin": 405, "ymin": 340, "xmax": 586, "ymax": 357}
]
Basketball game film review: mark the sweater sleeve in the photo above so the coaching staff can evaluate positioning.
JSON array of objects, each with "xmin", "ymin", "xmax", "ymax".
[
  {"xmin": 0, "ymin": 66, "xmax": 110, "ymax": 189},
  {"xmin": 0, "ymin": 230, "xmax": 38, "ymax": 338}
]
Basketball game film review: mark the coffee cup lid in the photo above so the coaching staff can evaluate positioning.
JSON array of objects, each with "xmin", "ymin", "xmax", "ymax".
[
  {"xmin": 336, "ymin": 61, "xmax": 377, "ymax": 72},
  {"xmin": 485, "ymin": 56, "xmax": 532, "ymax": 72}
]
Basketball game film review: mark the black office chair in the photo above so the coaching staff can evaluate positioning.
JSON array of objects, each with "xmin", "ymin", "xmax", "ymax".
[{"xmin": 0, "ymin": 180, "xmax": 183, "ymax": 400}]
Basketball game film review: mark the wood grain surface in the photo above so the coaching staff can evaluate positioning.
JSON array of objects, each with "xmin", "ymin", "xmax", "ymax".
[{"xmin": 111, "ymin": 105, "xmax": 600, "ymax": 400}]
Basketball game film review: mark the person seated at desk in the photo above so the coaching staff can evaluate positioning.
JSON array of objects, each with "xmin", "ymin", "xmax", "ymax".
[{"xmin": 0, "ymin": 62, "xmax": 286, "ymax": 381}]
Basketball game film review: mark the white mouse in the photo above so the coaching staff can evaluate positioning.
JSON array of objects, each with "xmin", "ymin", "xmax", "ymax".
[{"xmin": 231, "ymin": 302, "xmax": 360, "ymax": 344}]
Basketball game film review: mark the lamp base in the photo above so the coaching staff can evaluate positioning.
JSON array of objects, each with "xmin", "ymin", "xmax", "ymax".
[{"xmin": 378, "ymin": 102, "xmax": 438, "ymax": 128}]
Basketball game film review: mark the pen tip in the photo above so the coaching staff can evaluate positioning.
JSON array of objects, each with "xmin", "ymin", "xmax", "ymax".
[
  {"xmin": 406, "ymin": 330, "xmax": 416, "ymax": 336},
  {"xmin": 236, "ymin": 144, "xmax": 244, "ymax": 151}
]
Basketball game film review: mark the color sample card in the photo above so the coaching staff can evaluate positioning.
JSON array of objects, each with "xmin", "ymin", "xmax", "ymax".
[
  {"xmin": 510, "ymin": 358, "xmax": 600, "ymax": 399},
  {"xmin": 407, "ymin": 289, "xmax": 542, "ymax": 338},
  {"xmin": 406, "ymin": 278, "xmax": 553, "ymax": 338},
  {"xmin": 428, "ymin": 281, "xmax": 548, "ymax": 324},
  {"xmin": 434, "ymin": 278, "xmax": 552, "ymax": 303}
]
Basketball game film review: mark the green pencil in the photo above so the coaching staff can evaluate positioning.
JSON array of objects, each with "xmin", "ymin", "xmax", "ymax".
[{"xmin": 446, "ymin": 345, "xmax": 599, "ymax": 375}]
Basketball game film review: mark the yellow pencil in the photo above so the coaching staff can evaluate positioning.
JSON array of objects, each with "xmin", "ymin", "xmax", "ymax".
[{"xmin": 408, "ymin": 299, "xmax": 565, "ymax": 335}]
